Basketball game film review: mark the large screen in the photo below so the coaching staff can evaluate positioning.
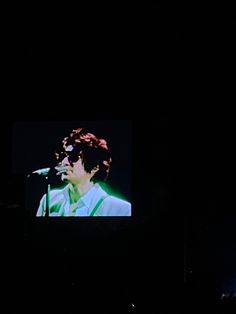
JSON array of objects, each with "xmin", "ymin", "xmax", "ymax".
[{"xmin": 11, "ymin": 120, "xmax": 132, "ymax": 217}]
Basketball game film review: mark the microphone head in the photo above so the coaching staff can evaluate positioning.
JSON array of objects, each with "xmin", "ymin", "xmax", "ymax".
[
  {"xmin": 55, "ymin": 166, "xmax": 68, "ymax": 175},
  {"xmin": 28, "ymin": 165, "xmax": 68, "ymax": 178},
  {"xmin": 31, "ymin": 167, "xmax": 51, "ymax": 176}
]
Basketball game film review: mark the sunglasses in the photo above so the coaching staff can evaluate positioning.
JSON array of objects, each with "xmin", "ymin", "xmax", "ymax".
[{"xmin": 55, "ymin": 150, "xmax": 81, "ymax": 164}]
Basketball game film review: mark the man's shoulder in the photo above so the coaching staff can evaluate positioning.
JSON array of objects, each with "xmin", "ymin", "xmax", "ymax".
[
  {"xmin": 49, "ymin": 186, "xmax": 67, "ymax": 201},
  {"xmin": 96, "ymin": 184, "xmax": 129, "ymax": 205},
  {"xmin": 104, "ymin": 195, "xmax": 131, "ymax": 207},
  {"xmin": 50, "ymin": 187, "xmax": 65, "ymax": 196},
  {"xmin": 102, "ymin": 195, "xmax": 131, "ymax": 216}
]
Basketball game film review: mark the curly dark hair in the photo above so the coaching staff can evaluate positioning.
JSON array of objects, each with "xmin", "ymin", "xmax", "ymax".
[{"xmin": 56, "ymin": 128, "xmax": 112, "ymax": 183}]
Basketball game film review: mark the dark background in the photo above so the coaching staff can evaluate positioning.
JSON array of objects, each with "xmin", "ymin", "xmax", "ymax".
[
  {"xmin": 182, "ymin": 12, "xmax": 236, "ymax": 313},
  {"xmin": 2, "ymin": 9, "xmax": 236, "ymax": 313},
  {"xmin": 4, "ymin": 8, "xmax": 235, "ymax": 313},
  {"xmin": 0, "ymin": 116, "xmax": 169, "ymax": 313}
]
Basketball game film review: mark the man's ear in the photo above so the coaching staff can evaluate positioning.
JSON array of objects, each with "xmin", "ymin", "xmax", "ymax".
[{"xmin": 92, "ymin": 165, "xmax": 99, "ymax": 174}]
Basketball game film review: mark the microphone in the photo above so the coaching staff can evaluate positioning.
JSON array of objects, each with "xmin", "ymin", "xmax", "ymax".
[
  {"xmin": 32, "ymin": 167, "xmax": 51, "ymax": 176},
  {"xmin": 28, "ymin": 166, "xmax": 68, "ymax": 177}
]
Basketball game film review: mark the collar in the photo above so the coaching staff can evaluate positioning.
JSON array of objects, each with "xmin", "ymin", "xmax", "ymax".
[{"xmin": 64, "ymin": 183, "xmax": 106, "ymax": 209}]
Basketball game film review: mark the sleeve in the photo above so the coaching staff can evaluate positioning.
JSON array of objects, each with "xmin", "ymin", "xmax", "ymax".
[
  {"xmin": 100, "ymin": 196, "xmax": 132, "ymax": 216},
  {"xmin": 36, "ymin": 194, "xmax": 46, "ymax": 217},
  {"xmin": 119, "ymin": 201, "xmax": 131, "ymax": 216}
]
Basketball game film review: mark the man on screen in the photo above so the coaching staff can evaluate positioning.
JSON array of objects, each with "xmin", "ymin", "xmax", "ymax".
[{"xmin": 36, "ymin": 127, "xmax": 131, "ymax": 216}]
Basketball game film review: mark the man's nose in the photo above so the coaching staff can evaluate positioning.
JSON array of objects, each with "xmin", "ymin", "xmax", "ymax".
[{"xmin": 61, "ymin": 156, "xmax": 70, "ymax": 166}]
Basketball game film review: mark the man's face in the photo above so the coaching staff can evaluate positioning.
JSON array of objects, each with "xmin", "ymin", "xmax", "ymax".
[{"xmin": 60, "ymin": 155, "xmax": 92, "ymax": 185}]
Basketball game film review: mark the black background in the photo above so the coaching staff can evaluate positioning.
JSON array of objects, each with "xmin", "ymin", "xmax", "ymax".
[
  {"xmin": 182, "ymin": 12, "xmax": 236, "ymax": 313},
  {"xmin": 0, "ymin": 47, "xmax": 170, "ymax": 313},
  {"xmin": 3, "ymin": 9, "xmax": 236, "ymax": 313},
  {"xmin": 1, "ymin": 116, "xmax": 169, "ymax": 313},
  {"xmin": 0, "ymin": 8, "xmax": 171, "ymax": 313}
]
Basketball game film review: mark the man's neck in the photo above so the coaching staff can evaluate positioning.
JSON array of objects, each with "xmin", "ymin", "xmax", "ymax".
[{"xmin": 69, "ymin": 181, "xmax": 94, "ymax": 203}]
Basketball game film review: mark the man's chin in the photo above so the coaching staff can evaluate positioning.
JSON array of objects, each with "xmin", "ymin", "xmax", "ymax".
[{"xmin": 61, "ymin": 174, "xmax": 69, "ymax": 181}]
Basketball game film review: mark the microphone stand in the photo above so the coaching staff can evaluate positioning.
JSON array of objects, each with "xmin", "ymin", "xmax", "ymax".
[
  {"xmin": 28, "ymin": 165, "xmax": 66, "ymax": 216},
  {"xmin": 44, "ymin": 166, "xmax": 67, "ymax": 216},
  {"xmin": 27, "ymin": 169, "xmax": 52, "ymax": 217},
  {"xmin": 45, "ymin": 176, "xmax": 51, "ymax": 217}
]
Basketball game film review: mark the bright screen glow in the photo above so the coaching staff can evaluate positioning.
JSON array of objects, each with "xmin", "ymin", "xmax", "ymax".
[{"xmin": 11, "ymin": 121, "xmax": 132, "ymax": 217}]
